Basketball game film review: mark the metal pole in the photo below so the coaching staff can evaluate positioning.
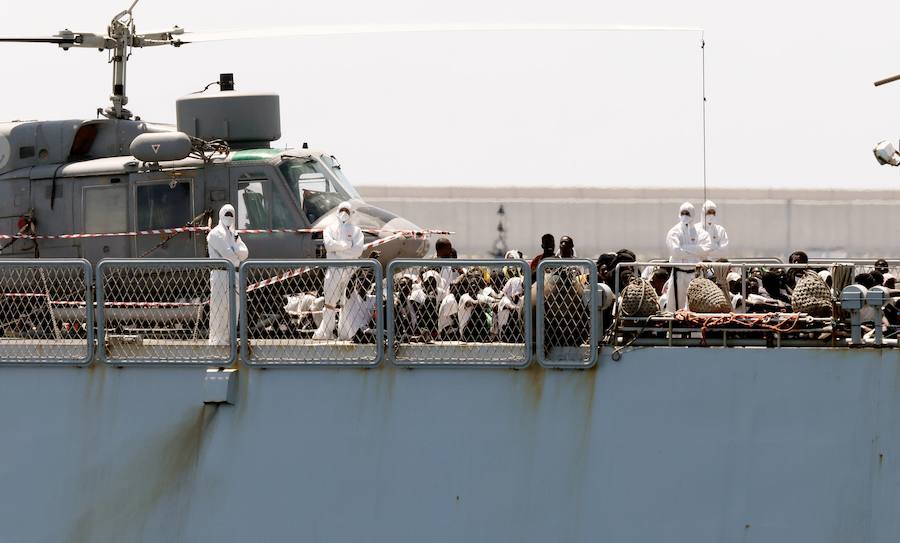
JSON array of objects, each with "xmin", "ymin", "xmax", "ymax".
[{"xmin": 700, "ymin": 33, "xmax": 708, "ymax": 202}]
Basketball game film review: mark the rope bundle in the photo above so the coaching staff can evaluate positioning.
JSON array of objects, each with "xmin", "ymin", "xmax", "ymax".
[
  {"xmin": 620, "ymin": 277, "xmax": 660, "ymax": 317},
  {"xmin": 687, "ymin": 277, "xmax": 732, "ymax": 313},
  {"xmin": 791, "ymin": 270, "xmax": 833, "ymax": 318}
]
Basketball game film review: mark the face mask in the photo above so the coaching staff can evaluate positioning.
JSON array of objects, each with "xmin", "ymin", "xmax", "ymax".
[
  {"xmin": 705, "ymin": 214, "xmax": 716, "ymax": 226},
  {"xmin": 680, "ymin": 215, "xmax": 691, "ymax": 225},
  {"xmin": 338, "ymin": 211, "xmax": 350, "ymax": 224},
  {"xmin": 222, "ymin": 216, "xmax": 234, "ymax": 229}
]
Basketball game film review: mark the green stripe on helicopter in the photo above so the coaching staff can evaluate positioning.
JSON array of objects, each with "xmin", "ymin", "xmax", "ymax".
[{"xmin": 230, "ymin": 148, "xmax": 283, "ymax": 161}]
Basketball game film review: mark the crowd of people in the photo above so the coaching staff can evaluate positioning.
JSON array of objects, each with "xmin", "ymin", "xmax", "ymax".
[
  {"xmin": 261, "ymin": 198, "xmax": 900, "ymax": 346},
  {"xmin": 393, "ymin": 238, "xmax": 527, "ymax": 344}
]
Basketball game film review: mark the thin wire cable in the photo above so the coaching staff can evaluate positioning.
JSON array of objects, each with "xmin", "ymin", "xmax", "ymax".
[{"xmin": 700, "ymin": 32, "xmax": 708, "ymax": 202}]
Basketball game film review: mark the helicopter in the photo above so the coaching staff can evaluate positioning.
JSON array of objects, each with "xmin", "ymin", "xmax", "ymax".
[
  {"xmin": 0, "ymin": 2, "xmax": 698, "ymax": 265},
  {"xmin": 0, "ymin": 1, "xmax": 433, "ymax": 265}
]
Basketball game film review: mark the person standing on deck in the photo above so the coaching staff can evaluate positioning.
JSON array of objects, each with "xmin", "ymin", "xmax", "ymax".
[
  {"xmin": 697, "ymin": 200, "xmax": 729, "ymax": 260},
  {"xmin": 207, "ymin": 204, "xmax": 248, "ymax": 345},
  {"xmin": 313, "ymin": 201, "xmax": 365, "ymax": 340},
  {"xmin": 666, "ymin": 202, "xmax": 711, "ymax": 311}
]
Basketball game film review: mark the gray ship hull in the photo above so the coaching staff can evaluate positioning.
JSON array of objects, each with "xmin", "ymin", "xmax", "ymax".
[{"xmin": 1, "ymin": 348, "xmax": 896, "ymax": 542}]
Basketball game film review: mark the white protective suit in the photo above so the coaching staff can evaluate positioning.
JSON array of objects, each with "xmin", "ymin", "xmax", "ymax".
[
  {"xmin": 207, "ymin": 204, "xmax": 249, "ymax": 345},
  {"xmin": 338, "ymin": 289, "xmax": 376, "ymax": 341},
  {"xmin": 665, "ymin": 202, "xmax": 711, "ymax": 311},
  {"xmin": 495, "ymin": 275, "xmax": 525, "ymax": 335},
  {"xmin": 696, "ymin": 200, "xmax": 729, "ymax": 260},
  {"xmin": 313, "ymin": 201, "xmax": 366, "ymax": 340},
  {"xmin": 409, "ymin": 270, "xmax": 450, "ymax": 336}
]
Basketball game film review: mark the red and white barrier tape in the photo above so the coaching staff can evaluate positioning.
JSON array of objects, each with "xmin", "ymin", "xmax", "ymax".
[
  {"xmin": 246, "ymin": 266, "xmax": 313, "ymax": 293},
  {"xmin": 245, "ymin": 231, "xmax": 422, "ymax": 292},
  {"xmin": 3, "ymin": 294, "xmax": 205, "ymax": 308},
  {"xmin": 2, "ymin": 230, "xmax": 436, "ymax": 299},
  {"xmin": 0, "ymin": 226, "xmax": 210, "ymax": 240},
  {"xmin": 0, "ymin": 227, "xmax": 453, "ymax": 241}
]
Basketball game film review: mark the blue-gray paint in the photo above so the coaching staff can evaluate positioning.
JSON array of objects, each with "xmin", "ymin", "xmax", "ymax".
[{"xmin": 0, "ymin": 348, "xmax": 897, "ymax": 542}]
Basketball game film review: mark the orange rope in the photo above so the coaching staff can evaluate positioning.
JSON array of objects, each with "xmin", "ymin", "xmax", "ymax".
[{"xmin": 672, "ymin": 310, "xmax": 804, "ymax": 344}]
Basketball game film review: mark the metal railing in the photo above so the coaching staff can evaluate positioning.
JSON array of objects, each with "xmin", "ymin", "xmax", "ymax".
[
  {"xmin": 808, "ymin": 258, "xmax": 900, "ymax": 278},
  {"xmin": 96, "ymin": 259, "xmax": 237, "ymax": 365},
  {"xmin": 613, "ymin": 261, "xmax": 838, "ymax": 348},
  {"xmin": 647, "ymin": 257, "xmax": 785, "ymax": 265},
  {"xmin": 386, "ymin": 259, "xmax": 532, "ymax": 367},
  {"xmin": 0, "ymin": 259, "xmax": 93, "ymax": 365},
  {"xmin": 535, "ymin": 259, "xmax": 598, "ymax": 368},
  {"xmin": 7, "ymin": 256, "xmax": 900, "ymax": 367},
  {"xmin": 240, "ymin": 260, "xmax": 383, "ymax": 367}
]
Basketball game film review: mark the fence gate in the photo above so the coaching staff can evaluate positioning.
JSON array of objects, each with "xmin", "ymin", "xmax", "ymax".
[
  {"xmin": 240, "ymin": 259, "xmax": 383, "ymax": 367},
  {"xmin": 0, "ymin": 259, "xmax": 93, "ymax": 365}
]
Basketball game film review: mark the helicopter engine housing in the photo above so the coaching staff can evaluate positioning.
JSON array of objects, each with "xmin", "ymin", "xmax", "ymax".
[{"xmin": 176, "ymin": 91, "xmax": 281, "ymax": 149}]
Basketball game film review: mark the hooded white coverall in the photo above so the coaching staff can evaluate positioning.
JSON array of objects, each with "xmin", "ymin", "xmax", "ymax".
[
  {"xmin": 696, "ymin": 200, "xmax": 729, "ymax": 260},
  {"xmin": 314, "ymin": 202, "xmax": 365, "ymax": 340},
  {"xmin": 665, "ymin": 202, "xmax": 711, "ymax": 312},
  {"xmin": 207, "ymin": 204, "xmax": 249, "ymax": 345}
]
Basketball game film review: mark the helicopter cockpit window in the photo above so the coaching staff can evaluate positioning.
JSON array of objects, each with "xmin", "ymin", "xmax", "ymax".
[
  {"xmin": 237, "ymin": 174, "xmax": 269, "ymax": 229},
  {"xmin": 84, "ymin": 185, "xmax": 128, "ymax": 234},
  {"xmin": 136, "ymin": 181, "xmax": 192, "ymax": 230},
  {"xmin": 278, "ymin": 158, "xmax": 351, "ymax": 224},
  {"xmin": 320, "ymin": 154, "xmax": 361, "ymax": 199}
]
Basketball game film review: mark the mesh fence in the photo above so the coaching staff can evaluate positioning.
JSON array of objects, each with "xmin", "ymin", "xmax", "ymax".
[
  {"xmin": 0, "ymin": 260, "xmax": 93, "ymax": 364},
  {"xmin": 386, "ymin": 259, "xmax": 531, "ymax": 367},
  {"xmin": 536, "ymin": 259, "xmax": 598, "ymax": 367},
  {"xmin": 97, "ymin": 259, "xmax": 235, "ymax": 365},
  {"xmin": 240, "ymin": 260, "xmax": 382, "ymax": 366}
]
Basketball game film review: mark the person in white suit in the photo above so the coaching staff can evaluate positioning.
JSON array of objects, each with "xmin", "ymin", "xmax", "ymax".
[
  {"xmin": 696, "ymin": 200, "xmax": 729, "ymax": 260},
  {"xmin": 314, "ymin": 201, "xmax": 365, "ymax": 340},
  {"xmin": 207, "ymin": 204, "xmax": 248, "ymax": 345},
  {"xmin": 665, "ymin": 202, "xmax": 711, "ymax": 311}
]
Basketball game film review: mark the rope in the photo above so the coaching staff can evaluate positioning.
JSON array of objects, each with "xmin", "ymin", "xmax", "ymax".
[{"xmin": 673, "ymin": 309, "xmax": 804, "ymax": 345}]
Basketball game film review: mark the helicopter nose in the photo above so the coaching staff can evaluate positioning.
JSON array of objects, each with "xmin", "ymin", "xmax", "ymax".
[{"xmin": 378, "ymin": 217, "xmax": 430, "ymax": 259}]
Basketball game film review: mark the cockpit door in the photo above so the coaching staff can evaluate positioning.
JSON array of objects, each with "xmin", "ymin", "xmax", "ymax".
[
  {"xmin": 77, "ymin": 178, "xmax": 131, "ymax": 262},
  {"xmin": 129, "ymin": 174, "xmax": 199, "ymax": 258},
  {"xmin": 228, "ymin": 165, "xmax": 308, "ymax": 258}
]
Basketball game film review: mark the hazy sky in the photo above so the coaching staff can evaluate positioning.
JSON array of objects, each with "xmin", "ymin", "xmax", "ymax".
[{"xmin": 2, "ymin": 1, "xmax": 900, "ymax": 192}]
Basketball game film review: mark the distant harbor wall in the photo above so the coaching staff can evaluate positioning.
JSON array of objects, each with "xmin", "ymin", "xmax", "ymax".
[{"xmin": 359, "ymin": 186, "xmax": 900, "ymax": 259}]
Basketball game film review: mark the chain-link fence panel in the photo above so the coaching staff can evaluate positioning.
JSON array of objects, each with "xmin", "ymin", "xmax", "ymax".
[
  {"xmin": 386, "ymin": 259, "xmax": 531, "ymax": 367},
  {"xmin": 240, "ymin": 260, "xmax": 383, "ymax": 366},
  {"xmin": 96, "ymin": 259, "xmax": 236, "ymax": 365},
  {"xmin": 536, "ymin": 259, "xmax": 598, "ymax": 368},
  {"xmin": 0, "ymin": 260, "xmax": 93, "ymax": 365}
]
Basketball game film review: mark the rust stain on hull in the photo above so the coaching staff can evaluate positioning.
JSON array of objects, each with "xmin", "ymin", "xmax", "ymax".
[
  {"xmin": 69, "ymin": 404, "xmax": 219, "ymax": 543},
  {"xmin": 524, "ymin": 363, "xmax": 546, "ymax": 406}
]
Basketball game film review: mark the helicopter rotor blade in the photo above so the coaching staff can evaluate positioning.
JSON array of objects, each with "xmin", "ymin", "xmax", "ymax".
[
  {"xmin": 874, "ymin": 73, "xmax": 900, "ymax": 87},
  {"xmin": 173, "ymin": 22, "xmax": 702, "ymax": 45},
  {"xmin": 0, "ymin": 31, "xmax": 113, "ymax": 50},
  {"xmin": 0, "ymin": 36, "xmax": 77, "ymax": 45}
]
